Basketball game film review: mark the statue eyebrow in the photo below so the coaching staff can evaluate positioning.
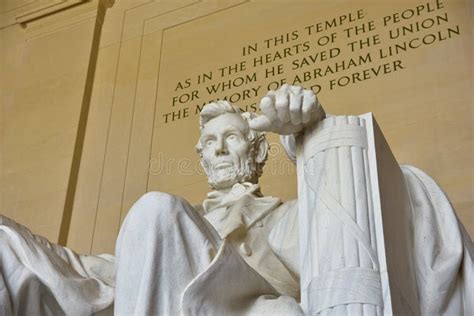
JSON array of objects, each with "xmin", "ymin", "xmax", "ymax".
[
  {"xmin": 202, "ymin": 126, "xmax": 242, "ymax": 137},
  {"xmin": 222, "ymin": 126, "xmax": 245, "ymax": 134},
  {"xmin": 199, "ymin": 134, "xmax": 215, "ymax": 143}
]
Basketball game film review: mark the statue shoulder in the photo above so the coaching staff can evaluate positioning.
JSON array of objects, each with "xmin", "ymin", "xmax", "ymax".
[
  {"xmin": 278, "ymin": 199, "xmax": 298, "ymax": 212},
  {"xmin": 268, "ymin": 198, "xmax": 300, "ymax": 277},
  {"xmin": 270, "ymin": 199, "xmax": 298, "ymax": 234},
  {"xmin": 192, "ymin": 203, "xmax": 205, "ymax": 216}
]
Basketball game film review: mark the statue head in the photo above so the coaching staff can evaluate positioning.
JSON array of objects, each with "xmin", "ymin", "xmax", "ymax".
[{"xmin": 196, "ymin": 101, "xmax": 269, "ymax": 190}]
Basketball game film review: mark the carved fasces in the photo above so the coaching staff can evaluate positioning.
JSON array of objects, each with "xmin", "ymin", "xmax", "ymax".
[{"xmin": 297, "ymin": 115, "xmax": 383, "ymax": 315}]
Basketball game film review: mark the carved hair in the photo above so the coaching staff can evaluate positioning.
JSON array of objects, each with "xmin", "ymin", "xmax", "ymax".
[{"xmin": 196, "ymin": 100, "xmax": 268, "ymax": 178}]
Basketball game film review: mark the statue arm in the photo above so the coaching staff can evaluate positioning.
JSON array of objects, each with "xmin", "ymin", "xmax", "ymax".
[{"xmin": 280, "ymin": 134, "xmax": 297, "ymax": 164}]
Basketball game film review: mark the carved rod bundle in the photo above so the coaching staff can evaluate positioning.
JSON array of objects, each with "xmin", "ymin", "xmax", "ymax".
[{"xmin": 297, "ymin": 115, "xmax": 383, "ymax": 315}]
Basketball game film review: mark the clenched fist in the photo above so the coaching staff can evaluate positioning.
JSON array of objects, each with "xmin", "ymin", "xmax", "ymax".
[{"xmin": 249, "ymin": 84, "xmax": 325, "ymax": 135}]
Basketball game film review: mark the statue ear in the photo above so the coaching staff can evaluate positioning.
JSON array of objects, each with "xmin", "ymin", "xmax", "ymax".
[{"xmin": 255, "ymin": 138, "xmax": 269, "ymax": 164}]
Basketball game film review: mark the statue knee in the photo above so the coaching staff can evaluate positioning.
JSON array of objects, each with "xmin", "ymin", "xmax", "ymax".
[
  {"xmin": 117, "ymin": 191, "xmax": 197, "ymax": 256},
  {"xmin": 124, "ymin": 191, "xmax": 190, "ymax": 228},
  {"xmin": 138, "ymin": 191, "xmax": 178, "ymax": 207},
  {"xmin": 0, "ymin": 234, "xmax": 7, "ymax": 251}
]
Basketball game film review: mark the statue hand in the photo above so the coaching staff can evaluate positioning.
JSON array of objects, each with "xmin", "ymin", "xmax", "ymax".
[{"xmin": 249, "ymin": 84, "xmax": 325, "ymax": 135}]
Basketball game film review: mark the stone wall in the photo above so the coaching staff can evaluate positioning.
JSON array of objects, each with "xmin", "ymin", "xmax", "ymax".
[{"xmin": 1, "ymin": 0, "xmax": 472, "ymax": 254}]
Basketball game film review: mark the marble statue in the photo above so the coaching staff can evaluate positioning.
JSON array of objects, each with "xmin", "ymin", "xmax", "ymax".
[{"xmin": 0, "ymin": 85, "xmax": 472, "ymax": 315}]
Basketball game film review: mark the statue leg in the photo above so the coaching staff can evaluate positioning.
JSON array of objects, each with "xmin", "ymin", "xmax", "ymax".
[
  {"xmin": 114, "ymin": 192, "xmax": 221, "ymax": 315},
  {"xmin": 0, "ymin": 216, "xmax": 113, "ymax": 315}
]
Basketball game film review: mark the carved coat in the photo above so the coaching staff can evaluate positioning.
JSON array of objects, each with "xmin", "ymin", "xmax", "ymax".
[{"xmin": 0, "ymin": 167, "xmax": 473, "ymax": 315}]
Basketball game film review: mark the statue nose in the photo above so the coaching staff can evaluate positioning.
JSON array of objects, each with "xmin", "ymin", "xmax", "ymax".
[{"xmin": 215, "ymin": 138, "xmax": 228, "ymax": 155}]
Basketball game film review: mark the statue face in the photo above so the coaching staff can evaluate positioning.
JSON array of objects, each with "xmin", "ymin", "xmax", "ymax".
[{"xmin": 199, "ymin": 113, "xmax": 255, "ymax": 190}]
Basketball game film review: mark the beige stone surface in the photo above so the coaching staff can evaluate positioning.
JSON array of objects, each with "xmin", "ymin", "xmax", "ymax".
[
  {"xmin": 0, "ymin": 0, "xmax": 108, "ymax": 243},
  {"xmin": 1, "ymin": 0, "xmax": 472, "ymax": 254}
]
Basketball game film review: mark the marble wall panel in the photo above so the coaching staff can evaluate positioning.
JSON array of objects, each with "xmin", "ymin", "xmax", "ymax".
[
  {"xmin": 2, "ymin": 0, "xmax": 471, "ymax": 254},
  {"xmin": 0, "ymin": 1, "xmax": 108, "ymax": 242}
]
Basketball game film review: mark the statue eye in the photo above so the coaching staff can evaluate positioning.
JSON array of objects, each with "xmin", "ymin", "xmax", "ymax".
[
  {"xmin": 205, "ymin": 139, "xmax": 214, "ymax": 147},
  {"xmin": 227, "ymin": 134, "xmax": 238, "ymax": 141}
]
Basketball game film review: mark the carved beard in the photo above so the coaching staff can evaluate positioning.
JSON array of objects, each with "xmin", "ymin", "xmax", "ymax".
[{"xmin": 203, "ymin": 156, "xmax": 257, "ymax": 190}]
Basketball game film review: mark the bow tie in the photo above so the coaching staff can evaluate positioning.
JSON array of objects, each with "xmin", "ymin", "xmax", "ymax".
[{"xmin": 203, "ymin": 183, "xmax": 281, "ymax": 239}]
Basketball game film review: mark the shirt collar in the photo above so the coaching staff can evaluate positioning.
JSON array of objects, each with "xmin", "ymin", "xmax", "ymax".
[{"xmin": 202, "ymin": 182, "xmax": 281, "ymax": 239}]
